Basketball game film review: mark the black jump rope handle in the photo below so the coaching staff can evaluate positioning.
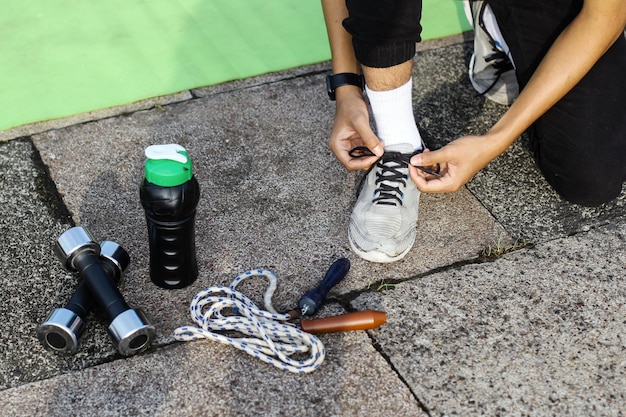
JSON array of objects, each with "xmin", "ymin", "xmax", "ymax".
[{"xmin": 298, "ymin": 258, "xmax": 350, "ymax": 316}]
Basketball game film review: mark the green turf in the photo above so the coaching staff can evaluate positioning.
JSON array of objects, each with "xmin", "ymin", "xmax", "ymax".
[{"xmin": 0, "ymin": 0, "xmax": 470, "ymax": 131}]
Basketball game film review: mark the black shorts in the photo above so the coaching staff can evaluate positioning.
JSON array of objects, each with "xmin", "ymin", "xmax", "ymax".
[{"xmin": 343, "ymin": 0, "xmax": 626, "ymax": 206}]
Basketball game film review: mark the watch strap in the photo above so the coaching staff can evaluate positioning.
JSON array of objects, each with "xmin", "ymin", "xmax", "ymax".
[{"xmin": 326, "ymin": 73, "xmax": 365, "ymax": 101}]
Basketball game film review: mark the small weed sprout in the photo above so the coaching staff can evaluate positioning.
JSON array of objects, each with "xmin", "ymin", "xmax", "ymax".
[
  {"xmin": 377, "ymin": 282, "xmax": 396, "ymax": 291},
  {"xmin": 482, "ymin": 235, "xmax": 529, "ymax": 259},
  {"xmin": 367, "ymin": 280, "xmax": 397, "ymax": 292}
]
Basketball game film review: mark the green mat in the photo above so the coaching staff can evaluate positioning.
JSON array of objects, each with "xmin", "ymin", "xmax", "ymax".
[{"xmin": 0, "ymin": 0, "xmax": 470, "ymax": 131}]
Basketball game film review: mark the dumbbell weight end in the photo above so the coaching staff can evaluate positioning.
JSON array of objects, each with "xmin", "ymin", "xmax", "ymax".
[
  {"xmin": 52, "ymin": 227, "xmax": 155, "ymax": 356},
  {"xmin": 38, "ymin": 240, "xmax": 131, "ymax": 354}
]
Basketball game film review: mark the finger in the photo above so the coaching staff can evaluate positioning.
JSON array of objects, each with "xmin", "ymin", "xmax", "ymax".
[
  {"xmin": 344, "ymin": 155, "xmax": 379, "ymax": 171},
  {"xmin": 411, "ymin": 147, "xmax": 447, "ymax": 167},
  {"xmin": 413, "ymin": 175, "xmax": 450, "ymax": 193},
  {"xmin": 408, "ymin": 163, "xmax": 430, "ymax": 180},
  {"xmin": 409, "ymin": 165, "xmax": 454, "ymax": 193},
  {"xmin": 329, "ymin": 139, "xmax": 377, "ymax": 171},
  {"xmin": 353, "ymin": 119, "xmax": 383, "ymax": 157}
]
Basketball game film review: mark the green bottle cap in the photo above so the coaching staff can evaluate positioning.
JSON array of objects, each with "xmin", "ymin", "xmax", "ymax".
[{"xmin": 144, "ymin": 144, "xmax": 193, "ymax": 187}]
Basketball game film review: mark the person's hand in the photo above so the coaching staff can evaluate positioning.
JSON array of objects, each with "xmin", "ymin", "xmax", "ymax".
[
  {"xmin": 409, "ymin": 135, "xmax": 500, "ymax": 192},
  {"xmin": 328, "ymin": 87, "xmax": 384, "ymax": 171}
]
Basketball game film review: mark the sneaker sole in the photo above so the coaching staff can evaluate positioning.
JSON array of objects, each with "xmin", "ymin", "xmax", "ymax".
[{"xmin": 348, "ymin": 233, "xmax": 415, "ymax": 263}]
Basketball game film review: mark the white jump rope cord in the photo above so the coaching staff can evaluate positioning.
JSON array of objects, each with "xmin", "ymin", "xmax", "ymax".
[{"xmin": 173, "ymin": 269, "xmax": 326, "ymax": 374}]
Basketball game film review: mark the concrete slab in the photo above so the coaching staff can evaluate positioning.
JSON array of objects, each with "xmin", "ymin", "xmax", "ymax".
[
  {"xmin": 467, "ymin": 140, "xmax": 626, "ymax": 243},
  {"xmin": 0, "ymin": 138, "xmax": 111, "ymax": 390},
  {"xmin": 31, "ymin": 56, "xmax": 505, "ymax": 347},
  {"xmin": 352, "ymin": 223, "xmax": 626, "ymax": 416},
  {"xmin": 0, "ymin": 319, "xmax": 427, "ymax": 417},
  {"xmin": 0, "ymin": 136, "xmax": 426, "ymax": 417}
]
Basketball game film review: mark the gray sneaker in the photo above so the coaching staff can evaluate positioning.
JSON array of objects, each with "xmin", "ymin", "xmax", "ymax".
[
  {"xmin": 348, "ymin": 144, "xmax": 420, "ymax": 263},
  {"xmin": 465, "ymin": 0, "xmax": 519, "ymax": 105}
]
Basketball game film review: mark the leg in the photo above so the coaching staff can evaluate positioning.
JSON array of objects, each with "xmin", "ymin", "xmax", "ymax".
[
  {"xmin": 488, "ymin": 0, "xmax": 626, "ymax": 206},
  {"xmin": 340, "ymin": 0, "xmax": 426, "ymax": 262},
  {"xmin": 343, "ymin": 0, "xmax": 422, "ymax": 69},
  {"xmin": 344, "ymin": 0, "xmax": 424, "ymax": 151}
]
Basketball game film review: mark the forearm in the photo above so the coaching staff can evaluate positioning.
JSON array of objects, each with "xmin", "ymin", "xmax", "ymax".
[
  {"xmin": 321, "ymin": 0, "xmax": 359, "ymax": 74},
  {"xmin": 485, "ymin": 0, "xmax": 626, "ymax": 156},
  {"xmin": 321, "ymin": 0, "xmax": 383, "ymax": 167}
]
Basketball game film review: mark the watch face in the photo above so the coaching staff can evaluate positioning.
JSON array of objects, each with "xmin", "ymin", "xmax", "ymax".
[{"xmin": 326, "ymin": 75, "xmax": 336, "ymax": 100}]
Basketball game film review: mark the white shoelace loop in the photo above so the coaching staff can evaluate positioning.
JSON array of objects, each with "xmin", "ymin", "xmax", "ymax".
[{"xmin": 173, "ymin": 269, "xmax": 326, "ymax": 374}]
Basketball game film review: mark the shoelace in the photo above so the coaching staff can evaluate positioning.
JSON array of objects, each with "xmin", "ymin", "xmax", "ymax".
[
  {"xmin": 349, "ymin": 146, "xmax": 438, "ymax": 207},
  {"xmin": 477, "ymin": 42, "xmax": 514, "ymax": 97},
  {"xmin": 349, "ymin": 145, "xmax": 441, "ymax": 197},
  {"xmin": 473, "ymin": 1, "xmax": 514, "ymax": 97},
  {"xmin": 173, "ymin": 269, "xmax": 325, "ymax": 374},
  {"xmin": 372, "ymin": 151, "xmax": 411, "ymax": 206}
]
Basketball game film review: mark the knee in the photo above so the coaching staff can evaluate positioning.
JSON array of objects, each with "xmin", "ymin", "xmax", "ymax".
[{"xmin": 537, "ymin": 152, "xmax": 624, "ymax": 207}]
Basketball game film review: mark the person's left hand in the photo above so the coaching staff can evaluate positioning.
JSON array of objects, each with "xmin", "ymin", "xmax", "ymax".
[{"xmin": 409, "ymin": 135, "xmax": 499, "ymax": 192}]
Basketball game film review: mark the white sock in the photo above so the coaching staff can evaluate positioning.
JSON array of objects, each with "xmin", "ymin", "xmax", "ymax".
[{"xmin": 365, "ymin": 78, "xmax": 423, "ymax": 151}]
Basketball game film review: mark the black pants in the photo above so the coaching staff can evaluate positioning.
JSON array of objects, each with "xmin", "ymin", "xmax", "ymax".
[{"xmin": 343, "ymin": 0, "xmax": 626, "ymax": 206}]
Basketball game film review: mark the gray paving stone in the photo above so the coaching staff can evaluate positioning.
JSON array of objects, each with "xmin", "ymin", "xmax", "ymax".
[
  {"xmin": 0, "ymin": 311, "xmax": 427, "ymax": 417},
  {"xmin": 352, "ymin": 223, "xmax": 626, "ymax": 416},
  {"xmin": 31, "ymin": 62, "xmax": 505, "ymax": 345},
  {"xmin": 0, "ymin": 138, "xmax": 119, "ymax": 390},
  {"xmin": 467, "ymin": 140, "xmax": 626, "ymax": 243}
]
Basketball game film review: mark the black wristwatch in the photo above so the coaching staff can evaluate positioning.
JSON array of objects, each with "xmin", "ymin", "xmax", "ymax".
[{"xmin": 326, "ymin": 73, "xmax": 365, "ymax": 101}]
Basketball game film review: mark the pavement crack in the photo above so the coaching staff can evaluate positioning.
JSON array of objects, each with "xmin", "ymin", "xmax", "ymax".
[
  {"xmin": 28, "ymin": 138, "xmax": 75, "ymax": 226},
  {"xmin": 366, "ymin": 332, "xmax": 433, "ymax": 417}
]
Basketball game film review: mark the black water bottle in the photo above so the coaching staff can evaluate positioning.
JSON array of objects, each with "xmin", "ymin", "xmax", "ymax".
[{"xmin": 140, "ymin": 144, "xmax": 200, "ymax": 289}]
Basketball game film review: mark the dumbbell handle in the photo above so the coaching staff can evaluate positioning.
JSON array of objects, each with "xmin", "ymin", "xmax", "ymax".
[
  {"xmin": 64, "ymin": 259, "xmax": 121, "ymax": 319},
  {"xmin": 72, "ymin": 250, "xmax": 130, "ymax": 319},
  {"xmin": 53, "ymin": 227, "xmax": 155, "ymax": 356}
]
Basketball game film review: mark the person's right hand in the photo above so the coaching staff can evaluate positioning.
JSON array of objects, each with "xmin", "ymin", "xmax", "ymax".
[
  {"xmin": 328, "ymin": 87, "xmax": 383, "ymax": 171},
  {"xmin": 409, "ymin": 134, "xmax": 500, "ymax": 192}
]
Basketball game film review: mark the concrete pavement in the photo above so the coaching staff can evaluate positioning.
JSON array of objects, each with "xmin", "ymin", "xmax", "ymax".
[{"xmin": 0, "ymin": 35, "xmax": 624, "ymax": 416}]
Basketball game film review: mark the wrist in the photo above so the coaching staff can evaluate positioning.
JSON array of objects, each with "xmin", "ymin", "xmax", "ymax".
[
  {"xmin": 481, "ymin": 128, "xmax": 518, "ymax": 158},
  {"xmin": 326, "ymin": 73, "xmax": 364, "ymax": 101},
  {"xmin": 334, "ymin": 84, "xmax": 364, "ymax": 101},
  {"xmin": 485, "ymin": 100, "xmax": 533, "ymax": 151}
]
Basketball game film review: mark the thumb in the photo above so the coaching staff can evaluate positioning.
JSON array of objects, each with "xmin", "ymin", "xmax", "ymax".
[
  {"xmin": 411, "ymin": 147, "xmax": 446, "ymax": 167},
  {"xmin": 355, "ymin": 122, "xmax": 384, "ymax": 157}
]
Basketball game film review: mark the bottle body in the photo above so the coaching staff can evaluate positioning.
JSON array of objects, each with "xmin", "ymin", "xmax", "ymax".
[{"xmin": 140, "ymin": 174, "xmax": 200, "ymax": 289}]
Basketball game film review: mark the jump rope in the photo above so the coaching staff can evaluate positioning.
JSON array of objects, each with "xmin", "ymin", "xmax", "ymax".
[{"xmin": 173, "ymin": 259, "xmax": 386, "ymax": 374}]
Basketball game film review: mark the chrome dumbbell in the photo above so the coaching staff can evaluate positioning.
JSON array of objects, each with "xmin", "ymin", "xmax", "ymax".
[
  {"xmin": 53, "ymin": 227, "xmax": 155, "ymax": 356},
  {"xmin": 37, "ymin": 241, "xmax": 130, "ymax": 354}
]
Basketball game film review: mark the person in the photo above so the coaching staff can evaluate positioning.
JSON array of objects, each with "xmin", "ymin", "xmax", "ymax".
[{"xmin": 321, "ymin": 0, "xmax": 626, "ymax": 263}]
